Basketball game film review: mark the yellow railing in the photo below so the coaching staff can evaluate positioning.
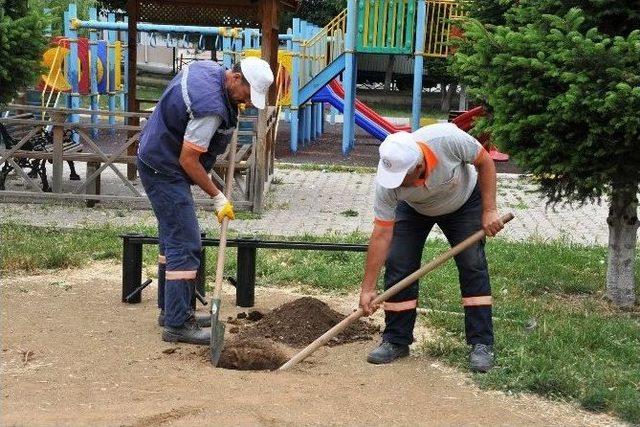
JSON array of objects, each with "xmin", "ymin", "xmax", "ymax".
[
  {"xmin": 299, "ymin": 8, "xmax": 347, "ymax": 88},
  {"xmin": 424, "ymin": 0, "xmax": 465, "ymax": 58}
]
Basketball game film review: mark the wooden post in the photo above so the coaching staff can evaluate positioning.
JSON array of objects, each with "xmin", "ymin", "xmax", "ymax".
[
  {"xmin": 261, "ymin": 0, "xmax": 279, "ymax": 106},
  {"xmin": 251, "ymin": 0, "xmax": 279, "ymax": 213},
  {"xmin": 86, "ymin": 162, "xmax": 101, "ymax": 207},
  {"xmin": 126, "ymin": 0, "xmax": 139, "ymax": 180},
  {"xmin": 51, "ymin": 117, "xmax": 64, "ymax": 193}
]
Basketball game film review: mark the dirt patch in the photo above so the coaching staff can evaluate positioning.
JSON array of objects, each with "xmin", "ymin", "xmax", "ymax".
[
  {"xmin": 216, "ymin": 338, "xmax": 289, "ymax": 371},
  {"xmin": 238, "ymin": 296, "xmax": 379, "ymax": 348},
  {"xmin": 1, "ymin": 262, "xmax": 622, "ymax": 426}
]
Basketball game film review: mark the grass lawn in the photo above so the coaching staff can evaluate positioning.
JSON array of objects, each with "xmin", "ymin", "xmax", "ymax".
[
  {"xmin": 72, "ymin": 85, "xmax": 164, "ymax": 111},
  {"xmin": 1, "ymin": 223, "xmax": 638, "ymax": 423},
  {"xmin": 364, "ymin": 104, "xmax": 449, "ymax": 121}
]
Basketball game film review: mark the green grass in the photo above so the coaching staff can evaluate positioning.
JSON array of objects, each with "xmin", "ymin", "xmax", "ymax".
[
  {"xmin": 1, "ymin": 222, "xmax": 639, "ymax": 423},
  {"xmin": 365, "ymin": 105, "xmax": 449, "ymax": 121},
  {"xmin": 73, "ymin": 85, "xmax": 164, "ymax": 110},
  {"xmin": 277, "ymin": 162, "xmax": 376, "ymax": 174}
]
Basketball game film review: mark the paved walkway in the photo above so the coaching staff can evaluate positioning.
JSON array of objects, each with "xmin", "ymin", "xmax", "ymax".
[{"xmin": 0, "ymin": 167, "xmax": 610, "ymax": 245}]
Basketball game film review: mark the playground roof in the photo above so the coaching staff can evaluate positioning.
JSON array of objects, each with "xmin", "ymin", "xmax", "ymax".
[{"xmin": 136, "ymin": 0, "xmax": 299, "ymax": 27}]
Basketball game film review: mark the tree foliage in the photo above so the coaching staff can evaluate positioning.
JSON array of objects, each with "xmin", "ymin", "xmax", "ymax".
[
  {"xmin": 0, "ymin": 0, "xmax": 47, "ymax": 104},
  {"xmin": 453, "ymin": 4, "xmax": 640, "ymax": 205}
]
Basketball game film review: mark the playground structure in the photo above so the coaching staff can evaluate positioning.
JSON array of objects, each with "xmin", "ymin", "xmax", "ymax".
[
  {"xmin": 0, "ymin": 0, "xmax": 506, "ymax": 211},
  {"xmin": 39, "ymin": 0, "xmax": 477, "ymax": 151}
]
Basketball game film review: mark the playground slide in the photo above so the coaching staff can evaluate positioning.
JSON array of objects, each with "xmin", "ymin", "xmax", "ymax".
[
  {"xmin": 312, "ymin": 84, "xmax": 389, "ymax": 141},
  {"xmin": 313, "ymin": 80, "xmax": 510, "ymax": 161},
  {"xmin": 327, "ymin": 80, "xmax": 412, "ymax": 134},
  {"xmin": 450, "ymin": 107, "xmax": 509, "ymax": 162}
]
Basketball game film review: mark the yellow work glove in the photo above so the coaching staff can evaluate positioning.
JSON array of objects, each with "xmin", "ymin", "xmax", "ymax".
[{"xmin": 212, "ymin": 193, "xmax": 235, "ymax": 223}]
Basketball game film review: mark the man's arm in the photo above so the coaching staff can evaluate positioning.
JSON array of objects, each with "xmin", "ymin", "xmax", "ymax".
[
  {"xmin": 359, "ymin": 224, "xmax": 394, "ymax": 316},
  {"xmin": 179, "ymin": 146, "xmax": 222, "ymax": 198},
  {"xmin": 473, "ymin": 149, "xmax": 504, "ymax": 236}
]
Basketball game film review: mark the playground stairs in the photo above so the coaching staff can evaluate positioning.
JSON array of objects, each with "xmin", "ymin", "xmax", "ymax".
[{"xmin": 296, "ymin": 1, "xmax": 417, "ymax": 107}]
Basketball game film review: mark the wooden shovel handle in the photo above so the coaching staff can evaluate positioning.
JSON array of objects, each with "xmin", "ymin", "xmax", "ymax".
[
  {"xmin": 212, "ymin": 124, "xmax": 239, "ymax": 301},
  {"xmin": 278, "ymin": 213, "xmax": 515, "ymax": 371}
]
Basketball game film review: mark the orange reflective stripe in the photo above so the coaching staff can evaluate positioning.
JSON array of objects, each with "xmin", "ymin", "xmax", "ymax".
[
  {"xmin": 462, "ymin": 296, "xmax": 492, "ymax": 307},
  {"xmin": 383, "ymin": 300, "xmax": 418, "ymax": 312},
  {"xmin": 473, "ymin": 147, "xmax": 488, "ymax": 165},
  {"xmin": 166, "ymin": 270, "xmax": 197, "ymax": 280},
  {"xmin": 374, "ymin": 218, "xmax": 395, "ymax": 227},
  {"xmin": 183, "ymin": 140, "xmax": 207, "ymax": 153},
  {"xmin": 158, "ymin": 255, "xmax": 166, "ymax": 264},
  {"xmin": 417, "ymin": 141, "xmax": 439, "ymax": 176}
]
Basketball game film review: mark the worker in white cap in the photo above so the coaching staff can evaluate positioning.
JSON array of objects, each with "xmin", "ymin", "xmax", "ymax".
[
  {"xmin": 137, "ymin": 57, "xmax": 273, "ymax": 345},
  {"xmin": 358, "ymin": 124, "xmax": 504, "ymax": 372}
]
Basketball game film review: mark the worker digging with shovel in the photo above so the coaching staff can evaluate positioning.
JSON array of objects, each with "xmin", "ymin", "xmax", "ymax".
[
  {"xmin": 358, "ymin": 125, "xmax": 505, "ymax": 372},
  {"xmin": 137, "ymin": 57, "xmax": 274, "ymax": 345}
]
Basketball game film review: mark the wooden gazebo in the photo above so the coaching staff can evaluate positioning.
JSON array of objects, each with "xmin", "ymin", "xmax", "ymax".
[
  {"xmin": 126, "ymin": 0, "xmax": 299, "ymax": 112},
  {"xmin": 125, "ymin": 0, "xmax": 299, "ymax": 211}
]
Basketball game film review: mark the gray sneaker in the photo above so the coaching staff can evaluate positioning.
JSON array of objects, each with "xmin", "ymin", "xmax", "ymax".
[
  {"xmin": 367, "ymin": 341, "xmax": 410, "ymax": 364},
  {"xmin": 470, "ymin": 344, "xmax": 494, "ymax": 372},
  {"xmin": 158, "ymin": 310, "xmax": 211, "ymax": 327},
  {"xmin": 162, "ymin": 315, "xmax": 211, "ymax": 345}
]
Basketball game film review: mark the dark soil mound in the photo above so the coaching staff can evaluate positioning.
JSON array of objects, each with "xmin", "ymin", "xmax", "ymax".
[
  {"xmin": 217, "ymin": 338, "xmax": 288, "ymax": 371},
  {"xmin": 240, "ymin": 297, "xmax": 379, "ymax": 348}
]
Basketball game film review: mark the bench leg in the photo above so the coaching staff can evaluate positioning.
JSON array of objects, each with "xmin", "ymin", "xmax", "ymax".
[
  {"xmin": 38, "ymin": 160, "xmax": 51, "ymax": 192},
  {"xmin": 0, "ymin": 162, "xmax": 11, "ymax": 190},
  {"xmin": 68, "ymin": 161, "xmax": 80, "ymax": 181}
]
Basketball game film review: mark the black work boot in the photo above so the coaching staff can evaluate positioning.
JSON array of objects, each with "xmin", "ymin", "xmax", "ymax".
[
  {"xmin": 469, "ymin": 344, "xmax": 494, "ymax": 372},
  {"xmin": 158, "ymin": 310, "xmax": 211, "ymax": 327},
  {"xmin": 367, "ymin": 341, "xmax": 410, "ymax": 364},
  {"xmin": 162, "ymin": 314, "xmax": 211, "ymax": 345}
]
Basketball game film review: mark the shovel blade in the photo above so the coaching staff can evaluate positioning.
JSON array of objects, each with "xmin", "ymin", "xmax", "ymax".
[{"xmin": 209, "ymin": 298, "xmax": 225, "ymax": 366}]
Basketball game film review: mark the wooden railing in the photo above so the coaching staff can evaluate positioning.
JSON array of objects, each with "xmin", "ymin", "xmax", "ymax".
[{"xmin": 0, "ymin": 105, "xmax": 274, "ymax": 210}]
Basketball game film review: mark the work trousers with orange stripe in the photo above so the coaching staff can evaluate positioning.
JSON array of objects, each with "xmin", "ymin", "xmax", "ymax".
[
  {"xmin": 383, "ymin": 186, "xmax": 493, "ymax": 346},
  {"xmin": 138, "ymin": 159, "xmax": 202, "ymax": 328}
]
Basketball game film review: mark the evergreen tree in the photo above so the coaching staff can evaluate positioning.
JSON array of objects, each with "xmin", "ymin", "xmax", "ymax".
[
  {"xmin": 0, "ymin": 0, "xmax": 47, "ymax": 104},
  {"xmin": 453, "ymin": 1, "xmax": 640, "ymax": 306}
]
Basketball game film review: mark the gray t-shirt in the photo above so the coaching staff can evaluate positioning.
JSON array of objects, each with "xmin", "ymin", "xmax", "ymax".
[
  {"xmin": 182, "ymin": 115, "xmax": 222, "ymax": 153},
  {"xmin": 374, "ymin": 123, "xmax": 483, "ymax": 223}
]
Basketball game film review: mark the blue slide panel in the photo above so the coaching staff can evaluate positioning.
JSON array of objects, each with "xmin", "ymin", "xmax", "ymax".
[{"xmin": 312, "ymin": 85, "xmax": 389, "ymax": 141}]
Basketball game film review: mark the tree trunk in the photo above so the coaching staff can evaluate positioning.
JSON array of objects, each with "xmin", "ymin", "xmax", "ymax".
[
  {"xmin": 458, "ymin": 84, "xmax": 467, "ymax": 111},
  {"xmin": 384, "ymin": 55, "xmax": 395, "ymax": 91},
  {"xmin": 440, "ymin": 83, "xmax": 456, "ymax": 112},
  {"xmin": 606, "ymin": 183, "xmax": 639, "ymax": 307}
]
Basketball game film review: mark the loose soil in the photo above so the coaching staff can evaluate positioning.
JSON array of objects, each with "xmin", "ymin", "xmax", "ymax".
[
  {"xmin": 217, "ymin": 338, "xmax": 289, "ymax": 371},
  {"xmin": 1, "ymin": 261, "xmax": 622, "ymax": 426},
  {"xmin": 237, "ymin": 296, "xmax": 378, "ymax": 348}
]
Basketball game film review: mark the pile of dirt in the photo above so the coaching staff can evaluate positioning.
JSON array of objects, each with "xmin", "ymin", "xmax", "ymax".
[
  {"xmin": 239, "ymin": 297, "xmax": 379, "ymax": 348},
  {"xmin": 217, "ymin": 338, "xmax": 289, "ymax": 371}
]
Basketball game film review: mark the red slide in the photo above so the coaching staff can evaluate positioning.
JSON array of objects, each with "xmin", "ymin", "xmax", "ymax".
[
  {"xmin": 326, "ymin": 79, "xmax": 509, "ymax": 162},
  {"xmin": 328, "ymin": 80, "xmax": 412, "ymax": 133},
  {"xmin": 451, "ymin": 107, "xmax": 509, "ymax": 162}
]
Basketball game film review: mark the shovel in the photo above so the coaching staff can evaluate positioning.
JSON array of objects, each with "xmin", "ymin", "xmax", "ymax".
[
  {"xmin": 209, "ymin": 124, "xmax": 239, "ymax": 366},
  {"xmin": 278, "ymin": 212, "xmax": 515, "ymax": 371}
]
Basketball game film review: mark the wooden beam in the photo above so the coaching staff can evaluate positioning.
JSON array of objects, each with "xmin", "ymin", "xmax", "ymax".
[
  {"xmin": 261, "ymin": 0, "xmax": 280, "ymax": 105},
  {"xmin": 127, "ymin": 0, "xmax": 139, "ymax": 179}
]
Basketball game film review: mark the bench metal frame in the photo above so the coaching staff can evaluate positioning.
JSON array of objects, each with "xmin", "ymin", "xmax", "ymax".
[{"xmin": 121, "ymin": 234, "xmax": 368, "ymax": 307}]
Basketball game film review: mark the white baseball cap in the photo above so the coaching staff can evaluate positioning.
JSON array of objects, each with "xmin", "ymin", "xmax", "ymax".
[
  {"xmin": 240, "ymin": 57, "xmax": 274, "ymax": 109},
  {"xmin": 376, "ymin": 131, "xmax": 422, "ymax": 189}
]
